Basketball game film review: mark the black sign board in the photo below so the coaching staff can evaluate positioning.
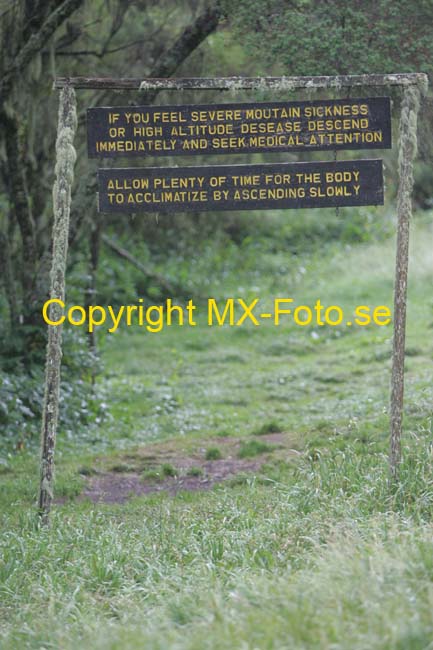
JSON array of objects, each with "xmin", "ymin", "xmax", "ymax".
[
  {"xmin": 88, "ymin": 98, "xmax": 391, "ymax": 158},
  {"xmin": 98, "ymin": 160, "xmax": 383, "ymax": 213}
]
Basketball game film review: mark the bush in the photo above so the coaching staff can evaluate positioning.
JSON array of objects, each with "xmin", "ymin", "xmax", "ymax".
[{"xmin": 0, "ymin": 330, "xmax": 107, "ymax": 452}]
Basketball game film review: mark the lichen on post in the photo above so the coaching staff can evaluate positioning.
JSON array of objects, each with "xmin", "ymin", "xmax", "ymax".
[
  {"xmin": 39, "ymin": 84, "xmax": 77, "ymax": 524},
  {"xmin": 390, "ymin": 83, "xmax": 423, "ymax": 481}
]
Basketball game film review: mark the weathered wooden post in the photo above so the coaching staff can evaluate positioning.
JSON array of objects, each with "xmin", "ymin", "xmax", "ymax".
[
  {"xmin": 389, "ymin": 83, "xmax": 423, "ymax": 480},
  {"xmin": 39, "ymin": 84, "xmax": 77, "ymax": 524}
]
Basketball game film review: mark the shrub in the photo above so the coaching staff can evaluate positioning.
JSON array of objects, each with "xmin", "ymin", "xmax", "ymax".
[{"xmin": 205, "ymin": 447, "xmax": 223, "ymax": 461}]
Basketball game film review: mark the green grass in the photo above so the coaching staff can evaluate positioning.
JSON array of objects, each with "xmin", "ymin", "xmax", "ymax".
[
  {"xmin": 186, "ymin": 466, "xmax": 203, "ymax": 477},
  {"xmin": 254, "ymin": 420, "xmax": 284, "ymax": 435},
  {"xmin": 205, "ymin": 447, "xmax": 223, "ymax": 460},
  {"xmin": 83, "ymin": 214, "xmax": 432, "ymax": 454},
  {"xmin": 237, "ymin": 439, "xmax": 274, "ymax": 458},
  {"xmin": 2, "ymin": 448, "xmax": 433, "ymax": 649},
  {"xmin": 161, "ymin": 462, "xmax": 177, "ymax": 477},
  {"xmin": 1, "ymin": 213, "xmax": 432, "ymax": 649}
]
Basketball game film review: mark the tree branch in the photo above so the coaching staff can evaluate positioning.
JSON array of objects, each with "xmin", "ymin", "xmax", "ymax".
[
  {"xmin": 0, "ymin": 0, "xmax": 84, "ymax": 103},
  {"xmin": 53, "ymin": 7, "xmax": 177, "ymax": 58},
  {"xmin": 140, "ymin": 3, "xmax": 222, "ymax": 104},
  {"xmin": 23, "ymin": 0, "xmax": 59, "ymax": 43},
  {"xmin": 53, "ymin": 38, "xmax": 149, "ymax": 58},
  {"xmin": 71, "ymin": 6, "xmax": 222, "ymax": 126},
  {"xmin": 101, "ymin": 234, "xmax": 176, "ymax": 296}
]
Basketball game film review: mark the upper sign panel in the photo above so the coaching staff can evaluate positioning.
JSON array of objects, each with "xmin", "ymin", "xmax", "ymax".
[{"xmin": 87, "ymin": 97, "xmax": 391, "ymax": 158}]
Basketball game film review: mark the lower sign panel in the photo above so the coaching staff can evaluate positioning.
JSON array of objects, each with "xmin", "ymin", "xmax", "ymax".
[{"xmin": 98, "ymin": 160, "xmax": 383, "ymax": 213}]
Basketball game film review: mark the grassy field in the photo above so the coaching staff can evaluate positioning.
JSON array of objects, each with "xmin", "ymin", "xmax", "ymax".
[{"xmin": 1, "ymin": 211, "xmax": 432, "ymax": 649}]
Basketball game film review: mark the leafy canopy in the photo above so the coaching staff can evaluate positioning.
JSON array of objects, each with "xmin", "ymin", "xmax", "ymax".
[{"xmin": 224, "ymin": 0, "xmax": 433, "ymax": 76}]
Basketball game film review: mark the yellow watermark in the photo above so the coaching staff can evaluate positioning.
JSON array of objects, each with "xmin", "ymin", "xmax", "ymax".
[{"xmin": 42, "ymin": 297, "xmax": 391, "ymax": 334}]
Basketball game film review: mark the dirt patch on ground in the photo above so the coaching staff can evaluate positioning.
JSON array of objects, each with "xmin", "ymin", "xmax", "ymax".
[
  {"xmin": 82, "ymin": 458, "xmax": 265, "ymax": 504},
  {"xmin": 73, "ymin": 432, "xmax": 300, "ymax": 505},
  {"xmin": 251, "ymin": 432, "xmax": 288, "ymax": 445}
]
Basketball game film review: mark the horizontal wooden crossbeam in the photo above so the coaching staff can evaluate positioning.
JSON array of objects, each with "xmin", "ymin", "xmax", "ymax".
[{"xmin": 53, "ymin": 73, "xmax": 428, "ymax": 91}]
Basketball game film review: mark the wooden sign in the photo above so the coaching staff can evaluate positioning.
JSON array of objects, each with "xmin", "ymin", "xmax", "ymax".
[
  {"xmin": 98, "ymin": 159, "xmax": 383, "ymax": 213},
  {"xmin": 88, "ymin": 98, "xmax": 391, "ymax": 158}
]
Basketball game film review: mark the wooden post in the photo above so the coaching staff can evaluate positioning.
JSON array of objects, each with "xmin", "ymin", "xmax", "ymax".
[
  {"xmin": 39, "ymin": 84, "xmax": 77, "ymax": 524},
  {"xmin": 390, "ymin": 85, "xmax": 421, "ymax": 480}
]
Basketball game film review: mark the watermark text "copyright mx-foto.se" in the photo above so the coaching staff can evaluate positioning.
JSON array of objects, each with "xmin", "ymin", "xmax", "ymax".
[{"xmin": 42, "ymin": 298, "xmax": 392, "ymax": 334}]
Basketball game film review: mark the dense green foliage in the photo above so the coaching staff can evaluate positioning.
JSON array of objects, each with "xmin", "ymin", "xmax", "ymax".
[
  {"xmin": 0, "ymin": 329, "xmax": 105, "ymax": 451},
  {"xmin": 225, "ymin": 0, "xmax": 433, "ymax": 77}
]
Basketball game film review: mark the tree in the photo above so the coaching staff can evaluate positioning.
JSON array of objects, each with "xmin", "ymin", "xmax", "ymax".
[
  {"xmin": 223, "ymin": 0, "xmax": 433, "ymax": 172},
  {"xmin": 223, "ymin": 0, "xmax": 433, "ymax": 77},
  {"xmin": 0, "ymin": 0, "xmax": 221, "ymax": 360}
]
